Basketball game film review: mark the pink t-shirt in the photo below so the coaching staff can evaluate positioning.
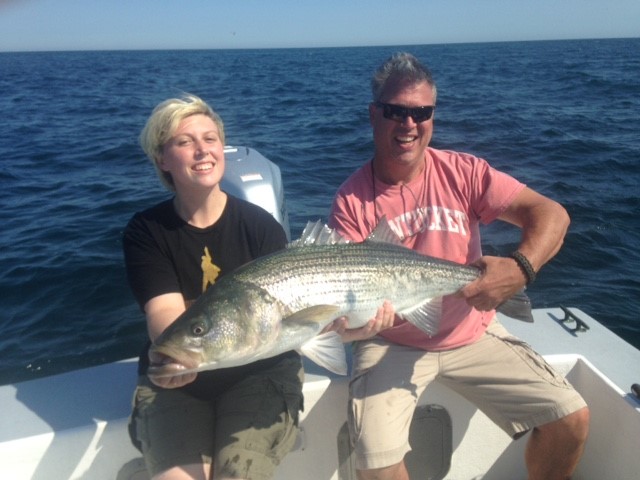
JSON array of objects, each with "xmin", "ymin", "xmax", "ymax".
[{"xmin": 329, "ymin": 147, "xmax": 525, "ymax": 350}]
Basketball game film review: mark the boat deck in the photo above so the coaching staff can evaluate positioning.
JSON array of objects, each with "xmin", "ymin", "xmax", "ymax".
[{"xmin": 1, "ymin": 308, "xmax": 639, "ymax": 479}]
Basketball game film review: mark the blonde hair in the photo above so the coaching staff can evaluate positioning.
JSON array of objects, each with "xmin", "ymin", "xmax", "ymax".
[{"xmin": 140, "ymin": 94, "xmax": 225, "ymax": 191}]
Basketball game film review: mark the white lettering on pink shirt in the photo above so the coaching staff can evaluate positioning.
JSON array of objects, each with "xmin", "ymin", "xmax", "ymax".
[{"xmin": 388, "ymin": 206, "xmax": 468, "ymax": 240}]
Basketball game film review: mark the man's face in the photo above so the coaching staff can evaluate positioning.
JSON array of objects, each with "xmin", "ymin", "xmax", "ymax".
[{"xmin": 369, "ymin": 79, "xmax": 435, "ymax": 171}]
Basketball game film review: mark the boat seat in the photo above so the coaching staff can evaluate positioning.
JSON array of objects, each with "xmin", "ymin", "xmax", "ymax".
[{"xmin": 335, "ymin": 404, "xmax": 452, "ymax": 479}]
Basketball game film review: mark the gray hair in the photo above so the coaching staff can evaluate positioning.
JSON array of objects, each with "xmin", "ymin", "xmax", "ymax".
[
  {"xmin": 371, "ymin": 52, "xmax": 437, "ymax": 103},
  {"xmin": 139, "ymin": 94, "xmax": 225, "ymax": 191}
]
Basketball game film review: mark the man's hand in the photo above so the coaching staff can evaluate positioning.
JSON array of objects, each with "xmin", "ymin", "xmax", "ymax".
[
  {"xmin": 456, "ymin": 255, "xmax": 527, "ymax": 311},
  {"xmin": 323, "ymin": 300, "xmax": 396, "ymax": 342}
]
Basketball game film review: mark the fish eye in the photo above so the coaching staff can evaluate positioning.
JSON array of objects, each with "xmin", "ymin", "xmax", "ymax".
[{"xmin": 191, "ymin": 321, "xmax": 208, "ymax": 337}]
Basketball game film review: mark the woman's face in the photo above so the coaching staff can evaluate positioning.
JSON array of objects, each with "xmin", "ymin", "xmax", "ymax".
[{"xmin": 159, "ymin": 114, "xmax": 225, "ymax": 192}]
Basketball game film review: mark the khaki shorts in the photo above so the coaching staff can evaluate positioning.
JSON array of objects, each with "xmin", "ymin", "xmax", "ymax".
[
  {"xmin": 129, "ymin": 356, "xmax": 303, "ymax": 479},
  {"xmin": 349, "ymin": 319, "xmax": 587, "ymax": 470}
]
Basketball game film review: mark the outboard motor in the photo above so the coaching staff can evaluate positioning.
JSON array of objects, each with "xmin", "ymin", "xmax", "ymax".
[{"xmin": 221, "ymin": 146, "xmax": 291, "ymax": 240}]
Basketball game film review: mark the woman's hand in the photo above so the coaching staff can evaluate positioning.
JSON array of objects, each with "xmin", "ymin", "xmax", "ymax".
[
  {"xmin": 147, "ymin": 350, "xmax": 197, "ymax": 388},
  {"xmin": 149, "ymin": 371, "xmax": 197, "ymax": 389}
]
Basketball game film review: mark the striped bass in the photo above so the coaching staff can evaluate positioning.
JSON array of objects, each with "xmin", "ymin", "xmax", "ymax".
[{"xmin": 148, "ymin": 220, "xmax": 532, "ymax": 376}]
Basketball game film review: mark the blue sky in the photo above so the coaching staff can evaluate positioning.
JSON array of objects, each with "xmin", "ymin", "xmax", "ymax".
[{"xmin": 1, "ymin": 0, "xmax": 638, "ymax": 52}]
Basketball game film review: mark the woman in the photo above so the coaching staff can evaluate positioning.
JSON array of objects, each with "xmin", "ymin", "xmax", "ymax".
[{"xmin": 123, "ymin": 94, "xmax": 303, "ymax": 480}]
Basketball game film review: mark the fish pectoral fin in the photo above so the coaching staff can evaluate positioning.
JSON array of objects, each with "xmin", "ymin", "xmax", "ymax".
[
  {"xmin": 283, "ymin": 305, "xmax": 341, "ymax": 326},
  {"xmin": 299, "ymin": 331, "xmax": 347, "ymax": 375},
  {"xmin": 496, "ymin": 290, "xmax": 534, "ymax": 322},
  {"xmin": 398, "ymin": 297, "xmax": 443, "ymax": 336}
]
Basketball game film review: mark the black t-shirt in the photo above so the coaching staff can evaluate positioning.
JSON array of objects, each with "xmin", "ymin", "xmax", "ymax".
[{"xmin": 122, "ymin": 195, "xmax": 299, "ymax": 399}]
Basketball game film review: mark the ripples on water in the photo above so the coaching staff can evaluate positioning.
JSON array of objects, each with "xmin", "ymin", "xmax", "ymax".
[{"xmin": 0, "ymin": 38, "xmax": 638, "ymax": 384}]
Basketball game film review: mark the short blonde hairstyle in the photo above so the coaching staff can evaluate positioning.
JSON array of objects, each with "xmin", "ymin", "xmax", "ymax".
[{"xmin": 139, "ymin": 94, "xmax": 225, "ymax": 191}]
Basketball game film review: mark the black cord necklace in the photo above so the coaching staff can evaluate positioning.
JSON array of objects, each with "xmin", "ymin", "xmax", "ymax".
[{"xmin": 370, "ymin": 158, "xmax": 427, "ymax": 228}]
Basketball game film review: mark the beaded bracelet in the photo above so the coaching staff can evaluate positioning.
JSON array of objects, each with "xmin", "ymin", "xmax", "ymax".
[{"xmin": 509, "ymin": 250, "xmax": 537, "ymax": 284}]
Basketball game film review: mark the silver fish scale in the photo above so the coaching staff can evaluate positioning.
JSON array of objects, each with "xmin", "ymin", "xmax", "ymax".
[{"xmin": 232, "ymin": 242, "xmax": 480, "ymax": 328}]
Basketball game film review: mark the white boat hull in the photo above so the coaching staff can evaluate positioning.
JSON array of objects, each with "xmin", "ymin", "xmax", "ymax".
[
  {"xmin": 2, "ymin": 147, "xmax": 638, "ymax": 479},
  {"xmin": 1, "ymin": 308, "xmax": 639, "ymax": 480}
]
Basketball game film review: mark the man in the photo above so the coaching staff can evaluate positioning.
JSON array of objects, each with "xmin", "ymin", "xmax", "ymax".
[{"xmin": 328, "ymin": 53, "xmax": 589, "ymax": 480}]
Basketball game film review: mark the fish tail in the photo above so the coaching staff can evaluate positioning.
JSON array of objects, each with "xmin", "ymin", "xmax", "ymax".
[{"xmin": 496, "ymin": 290, "xmax": 534, "ymax": 322}]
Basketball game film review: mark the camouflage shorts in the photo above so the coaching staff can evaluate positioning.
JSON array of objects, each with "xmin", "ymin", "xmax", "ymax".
[{"xmin": 129, "ymin": 356, "xmax": 303, "ymax": 479}]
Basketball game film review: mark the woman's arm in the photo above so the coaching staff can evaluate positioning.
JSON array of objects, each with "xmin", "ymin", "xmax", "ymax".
[{"xmin": 144, "ymin": 292, "xmax": 197, "ymax": 388}]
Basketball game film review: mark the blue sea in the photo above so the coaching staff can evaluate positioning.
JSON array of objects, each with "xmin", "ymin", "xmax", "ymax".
[{"xmin": 1, "ymin": 38, "xmax": 638, "ymax": 386}]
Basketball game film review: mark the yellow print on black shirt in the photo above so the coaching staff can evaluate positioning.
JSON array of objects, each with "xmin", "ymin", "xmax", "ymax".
[{"xmin": 201, "ymin": 246, "xmax": 221, "ymax": 292}]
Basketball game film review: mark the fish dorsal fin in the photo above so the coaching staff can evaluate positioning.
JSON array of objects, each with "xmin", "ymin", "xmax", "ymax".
[
  {"xmin": 365, "ymin": 216, "xmax": 403, "ymax": 246},
  {"xmin": 398, "ymin": 297, "xmax": 443, "ymax": 336},
  {"xmin": 288, "ymin": 216, "xmax": 403, "ymax": 248},
  {"xmin": 299, "ymin": 331, "xmax": 347, "ymax": 375},
  {"xmin": 282, "ymin": 305, "xmax": 341, "ymax": 325},
  {"xmin": 288, "ymin": 221, "xmax": 349, "ymax": 248}
]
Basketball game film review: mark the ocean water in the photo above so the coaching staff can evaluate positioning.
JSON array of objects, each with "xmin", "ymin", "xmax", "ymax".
[{"xmin": 0, "ymin": 38, "xmax": 638, "ymax": 385}]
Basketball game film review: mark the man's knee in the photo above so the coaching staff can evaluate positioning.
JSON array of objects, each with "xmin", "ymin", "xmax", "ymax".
[
  {"xmin": 537, "ymin": 406, "xmax": 590, "ymax": 444},
  {"xmin": 357, "ymin": 461, "xmax": 408, "ymax": 480}
]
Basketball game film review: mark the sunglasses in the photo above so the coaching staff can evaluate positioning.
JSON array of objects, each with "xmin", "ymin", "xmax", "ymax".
[{"xmin": 375, "ymin": 102, "xmax": 435, "ymax": 123}]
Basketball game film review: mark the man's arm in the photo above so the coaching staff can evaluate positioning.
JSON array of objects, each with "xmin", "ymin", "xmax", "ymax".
[
  {"xmin": 499, "ymin": 187, "xmax": 570, "ymax": 270},
  {"xmin": 458, "ymin": 187, "xmax": 570, "ymax": 311}
]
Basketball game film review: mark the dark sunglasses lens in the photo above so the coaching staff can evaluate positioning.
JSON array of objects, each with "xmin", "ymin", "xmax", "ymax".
[
  {"xmin": 381, "ymin": 104, "xmax": 402, "ymax": 121},
  {"xmin": 411, "ymin": 106, "xmax": 434, "ymax": 122},
  {"xmin": 380, "ymin": 103, "xmax": 433, "ymax": 123}
]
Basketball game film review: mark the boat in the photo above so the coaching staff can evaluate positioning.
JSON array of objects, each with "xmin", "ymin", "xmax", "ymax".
[{"xmin": 1, "ymin": 147, "xmax": 639, "ymax": 480}]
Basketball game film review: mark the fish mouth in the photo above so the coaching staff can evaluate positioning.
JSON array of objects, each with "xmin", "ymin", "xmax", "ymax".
[{"xmin": 147, "ymin": 345, "xmax": 203, "ymax": 377}]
